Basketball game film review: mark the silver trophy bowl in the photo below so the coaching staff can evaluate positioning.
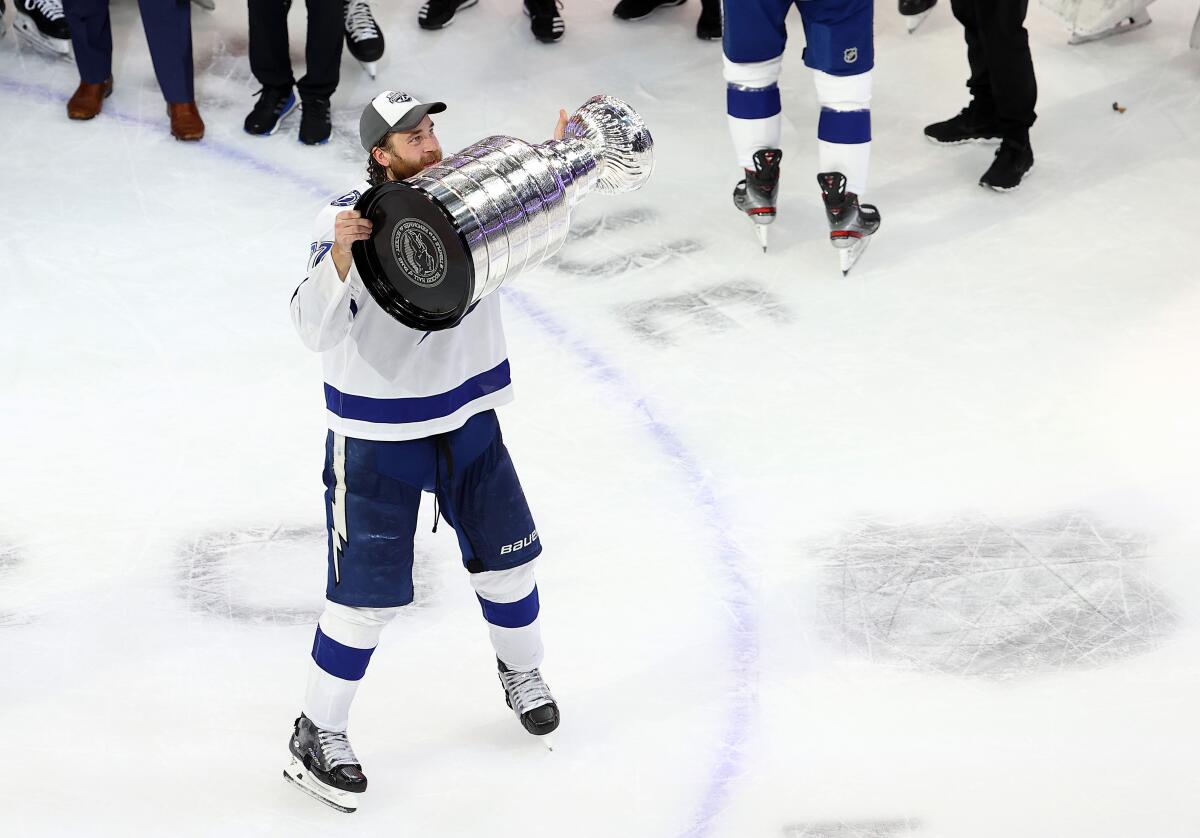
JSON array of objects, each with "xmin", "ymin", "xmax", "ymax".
[{"xmin": 352, "ymin": 94, "xmax": 654, "ymax": 330}]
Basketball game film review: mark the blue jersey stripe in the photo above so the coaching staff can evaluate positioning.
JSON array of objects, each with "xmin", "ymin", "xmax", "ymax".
[
  {"xmin": 324, "ymin": 359, "xmax": 511, "ymax": 424},
  {"xmin": 817, "ymin": 108, "xmax": 871, "ymax": 144},
  {"xmin": 477, "ymin": 586, "xmax": 540, "ymax": 629},
  {"xmin": 311, "ymin": 626, "xmax": 376, "ymax": 681},
  {"xmin": 727, "ymin": 85, "xmax": 782, "ymax": 120}
]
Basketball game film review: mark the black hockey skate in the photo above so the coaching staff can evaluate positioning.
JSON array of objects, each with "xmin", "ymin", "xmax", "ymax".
[
  {"xmin": 12, "ymin": 0, "xmax": 71, "ymax": 59},
  {"xmin": 898, "ymin": 0, "xmax": 936, "ymax": 32},
  {"xmin": 733, "ymin": 148, "xmax": 782, "ymax": 252},
  {"xmin": 283, "ymin": 714, "xmax": 367, "ymax": 813},
  {"xmin": 418, "ymin": 0, "xmax": 478, "ymax": 30},
  {"xmin": 1068, "ymin": 9, "xmax": 1151, "ymax": 45},
  {"xmin": 343, "ymin": 0, "xmax": 384, "ymax": 78},
  {"xmin": 498, "ymin": 659, "xmax": 560, "ymax": 739},
  {"xmin": 818, "ymin": 171, "xmax": 880, "ymax": 276}
]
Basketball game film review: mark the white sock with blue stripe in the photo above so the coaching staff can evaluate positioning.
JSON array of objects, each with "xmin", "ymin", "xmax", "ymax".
[
  {"xmin": 304, "ymin": 601, "xmax": 401, "ymax": 732},
  {"xmin": 814, "ymin": 70, "xmax": 873, "ymax": 197},
  {"xmin": 724, "ymin": 55, "xmax": 784, "ymax": 170},
  {"xmin": 471, "ymin": 561, "xmax": 543, "ymax": 672}
]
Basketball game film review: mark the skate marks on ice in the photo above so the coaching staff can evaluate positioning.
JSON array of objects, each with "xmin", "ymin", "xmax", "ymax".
[
  {"xmin": 783, "ymin": 819, "xmax": 921, "ymax": 838},
  {"xmin": 0, "ymin": 541, "xmax": 34, "ymax": 628},
  {"xmin": 620, "ymin": 280, "xmax": 792, "ymax": 347},
  {"xmin": 553, "ymin": 209, "xmax": 703, "ymax": 280},
  {"xmin": 815, "ymin": 512, "xmax": 1177, "ymax": 677},
  {"xmin": 176, "ymin": 525, "xmax": 439, "ymax": 624}
]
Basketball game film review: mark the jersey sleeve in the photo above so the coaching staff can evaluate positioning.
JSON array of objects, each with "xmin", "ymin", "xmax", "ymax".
[{"xmin": 289, "ymin": 203, "xmax": 367, "ymax": 352}]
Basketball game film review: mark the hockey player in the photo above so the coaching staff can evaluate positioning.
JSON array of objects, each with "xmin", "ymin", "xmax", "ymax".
[
  {"xmin": 1040, "ymin": 0, "xmax": 1152, "ymax": 45},
  {"xmin": 283, "ymin": 91, "xmax": 567, "ymax": 813},
  {"xmin": 6, "ymin": 0, "xmax": 70, "ymax": 58},
  {"xmin": 343, "ymin": 0, "xmax": 384, "ymax": 78},
  {"xmin": 724, "ymin": 0, "xmax": 880, "ymax": 274}
]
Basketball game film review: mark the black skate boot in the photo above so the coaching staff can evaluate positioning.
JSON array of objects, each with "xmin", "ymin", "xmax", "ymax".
[
  {"xmin": 498, "ymin": 659, "xmax": 560, "ymax": 737},
  {"xmin": 13, "ymin": 0, "xmax": 71, "ymax": 58},
  {"xmin": 819, "ymin": 171, "xmax": 880, "ymax": 276},
  {"xmin": 524, "ymin": 0, "xmax": 564, "ymax": 43},
  {"xmin": 613, "ymin": 0, "xmax": 685, "ymax": 21},
  {"xmin": 418, "ymin": 0, "xmax": 478, "ymax": 30},
  {"xmin": 924, "ymin": 102, "xmax": 1001, "ymax": 145},
  {"xmin": 343, "ymin": 0, "xmax": 384, "ymax": 78},
  {"xmin": 696, "ymin": 0, "xmax": 721, "ymax": 39},
  {"xmin": 283, "ymin": 714, "xmax": 367, "ymax": 813},
  {"xmin": 733, "ymin": 148, "xmax": 782, "ymax": 251},
  {"xmin": 898, "ymin": 0, "xmax": 936, "ymax": 32},
  {"xmin": 244, "ymin": 86, "xmax": 297, "ymax": 136},
  {"xmin": 299, "ymin": 96, "xmax": 332, "ymax": 146},
  {"xmin": 979, "ymin": 137, "xmax": 1034, "ymax": 192}
]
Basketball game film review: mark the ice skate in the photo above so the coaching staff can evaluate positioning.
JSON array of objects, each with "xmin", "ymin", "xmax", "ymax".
[
  {"xmin": 1068, "ymin": 9, "xmax": 1150, "ymax": 44},
  {"xmin": 282, "ymin": 714, "xmax": 367, "ymax": 813},
  {"xmin": 899, "ymin": 0, "xmax": 936, "ymax": 32},
  {"xmin": 12, "ymin": 0, "xmax": 71, "ymax": 59},
  {"xmin": 344, "ymin": 0, "xmax": 384, "ymax": 79},
  {"xmin": 497, "ymin": 659, "xmax": 559, "ymax": 744},
  {"xmin": 818, "ymin": 172, "xmax": 880, "ymax": 276},
  {"xmin": 733, "ymin": 148, "xmax": 781, "ymax": 252}
]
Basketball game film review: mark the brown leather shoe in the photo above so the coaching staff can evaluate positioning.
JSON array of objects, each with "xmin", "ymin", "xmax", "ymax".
[
  {"xmin": 67, "ymin": 77, "xmax": 114, "ymax": 120},
  {"xmin": 168, "ymin": 102, "xmax": 205, "ymax": 142}
]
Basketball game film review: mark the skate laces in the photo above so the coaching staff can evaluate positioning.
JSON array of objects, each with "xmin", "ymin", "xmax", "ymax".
[
  {"xmin": 316, "ymin": 728, "xmax": 360, "ymax": 769},
  {"xmin": 25, "ymin": 0, "xmax": 65, "ymax": 19},
  {"xmin": 344, "ymin": 0, "xmax": 379, "ymax": 39},
  {"xmin": 501, "ymin": 667, "xmax": 554, "ymax": 713}
]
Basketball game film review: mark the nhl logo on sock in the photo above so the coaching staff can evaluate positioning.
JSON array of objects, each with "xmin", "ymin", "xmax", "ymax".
[
  {"xmin": 843, "ymin": 47, "xmax": 858, "ymax": 64},
  {"xmin": 391, "ymin": 219, "xmax": 447, "ymax": 287}
]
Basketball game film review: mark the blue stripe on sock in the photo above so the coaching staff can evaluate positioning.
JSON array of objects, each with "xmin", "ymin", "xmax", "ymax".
[
  {"xmin": 477, "ymin": 586, "xmax": 540, "ymax": 629},
  {"xmin": 817, "ymin": 108, "xmax": 871, "ymax": 144},
  {"xmin": 311, "ymin": 626, "xmax": 376, "ymax": 681},
  {"xmin": 727, "ymin": 85, "xmax": 781, "ymax": 120}
]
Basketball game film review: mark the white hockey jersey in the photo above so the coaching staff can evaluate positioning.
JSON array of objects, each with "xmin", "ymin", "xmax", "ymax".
[{"xmin": 290, "ymin": 182, "xmax": 513, "ymax": 441}]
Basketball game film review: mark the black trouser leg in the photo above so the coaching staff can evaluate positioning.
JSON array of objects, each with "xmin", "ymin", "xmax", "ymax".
[
  {"xmin": 248, "ymin": 0, "xmax": 296, "ymax": 90},
  {"xmin": 949, "ymin": 0, "xmax": 993, "ymax": 117},
  {"xmin": 951, "ymin": 0, "xmax": 1037, "ymax": 142},
  {"xmin": 297, "ymin": 0, "xmax": 343, "ymax": 101}
]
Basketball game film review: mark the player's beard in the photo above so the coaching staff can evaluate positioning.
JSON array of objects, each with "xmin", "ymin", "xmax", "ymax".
[{"xmin": 389, "ymin": 149, "xmax": 443, "ymax": 181}]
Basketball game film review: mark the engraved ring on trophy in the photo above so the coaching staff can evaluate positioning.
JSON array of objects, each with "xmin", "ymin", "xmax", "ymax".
[{"xmin": 352, "ymin": 94, "xmax": 655, "ymax": 331}]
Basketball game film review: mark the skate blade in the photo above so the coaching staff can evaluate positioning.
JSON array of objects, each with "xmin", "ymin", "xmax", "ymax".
[
  {"xmin": 283, "ymin": 757, "xmax": 359, "ymax": 813},
  {"xmin": 838, "ymin": 236, "xmax": 872, "ymax": 276},
  {"xmin": 13, "ymin": 21, "xmax": 72, "ymax": 60},
  {"xmin": 1068, "ymin": 12, "xmax": 1151, "ymax": 45},
  {"xmin": 359, "ymin": 61, "xmax": 378, "ymax": 79},
  {"xmin": 754, "ymin": 224, "xmax": 769, "ymax": 252},
  {"xmin": 904, "ymin": 9, "xmax": 934, "ymax": 32}
]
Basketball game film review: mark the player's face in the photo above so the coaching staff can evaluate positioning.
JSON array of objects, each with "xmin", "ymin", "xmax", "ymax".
[{"xmin": 380, "ymin": 117, "xmax": 443, "ymax": 180}]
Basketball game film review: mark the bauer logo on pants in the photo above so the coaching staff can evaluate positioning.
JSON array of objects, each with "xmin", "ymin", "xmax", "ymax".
[
  {"xmin": 391, "ymin": 219, "xmax": 447, "ymax": 287},
  {"xmin": 500, "ymin": 530, "xmax": 539, "ymax": 555},
  {"xmin": 844, "ymin": 47, "xmax": 858, "ymax": 64}
]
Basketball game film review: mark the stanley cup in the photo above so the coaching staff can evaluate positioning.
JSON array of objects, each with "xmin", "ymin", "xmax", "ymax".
[{"xmin": 351, "ymin": 94, "xmax": 655, "ymax": 330}]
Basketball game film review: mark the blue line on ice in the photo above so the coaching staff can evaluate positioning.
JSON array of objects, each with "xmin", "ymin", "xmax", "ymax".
[{"xmin": 0, "ymin": 74, "xmax": 759, "ymax": 837}]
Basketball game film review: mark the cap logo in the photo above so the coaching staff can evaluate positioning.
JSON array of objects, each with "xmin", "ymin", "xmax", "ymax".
[
  {"xmin": 387, "ymin": 92, "xmax": 413, "ymax": 104},
  {"xmin": 391, "ymin": 219, "xmax": 447, "ymax": 288}
]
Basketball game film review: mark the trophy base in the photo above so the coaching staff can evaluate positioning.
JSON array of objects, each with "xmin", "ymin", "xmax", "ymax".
[{"xmin": 351, "ymin": 181, "xmax": 477, "ymax": 332}]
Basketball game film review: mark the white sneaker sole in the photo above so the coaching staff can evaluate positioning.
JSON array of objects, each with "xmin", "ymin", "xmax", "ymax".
[{"xmin": 981, "ymin": 159, "xmax": 1035, "ymax": 192}]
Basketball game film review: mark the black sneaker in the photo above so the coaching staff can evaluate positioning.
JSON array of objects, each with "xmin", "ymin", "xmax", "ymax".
[
  {"xmin": 298, "ymin": 97, "xmax": 331, "ymax": 145},
  {"xmin": 418, "ymin": 0, "xmax": 477, "ymax": 29},
  {"xmin": 696, "ymin": 0, "xmax": 721, "ymax": 39},
  {"xmin": 524, "ymin": 0, "xmax": 564, "ymax": 42},
  {"xmin": 979, "ymin": 138, "xmax": 1034, "ymax": 192},
  {"xmin": 924, "ymin": 104, "xmax": 1001, "ymax": 145},
  {"xmin": 244, "ymin": 86, "xmax": 298, "ymax": 136},
  {"xmin": 613, "ymin": 0, "xmax": 685, "ymax": 20}
]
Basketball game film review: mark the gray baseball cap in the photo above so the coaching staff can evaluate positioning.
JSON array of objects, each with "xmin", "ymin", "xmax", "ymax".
[{"xmin": 359, "ymin": 91, "xmax": 447, "ymax": 153}]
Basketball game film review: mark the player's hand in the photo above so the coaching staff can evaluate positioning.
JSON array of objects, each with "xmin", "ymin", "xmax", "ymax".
[
  {"xmin": 552, "ymin": 109, "xmax": 568, "ymax": 141},
  {"xmin": 334, "ymin": 210, "xmax": 373, "ymax": 254}
]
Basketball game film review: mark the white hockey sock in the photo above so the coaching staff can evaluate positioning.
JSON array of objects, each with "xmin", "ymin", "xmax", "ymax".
[
  {"xmin": 814, "ymin": 70, "xmax": 873, "ymax": 197},
  {"xmin": 725, "ymin": 55, "xmax": 784, "ymax": 170},
  {"xmin": 304, "ymin": 601, "xmax": 401, "ymax": 732},
  {"xmin": 471, "ymin": 561, "xmax": 544, "ymax": 672}
]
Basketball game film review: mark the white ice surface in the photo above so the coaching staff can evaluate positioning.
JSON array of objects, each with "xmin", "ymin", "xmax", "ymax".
[{"xmin": 1, "ymin": 2, "xmax": 1199, "ymax": 836}]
